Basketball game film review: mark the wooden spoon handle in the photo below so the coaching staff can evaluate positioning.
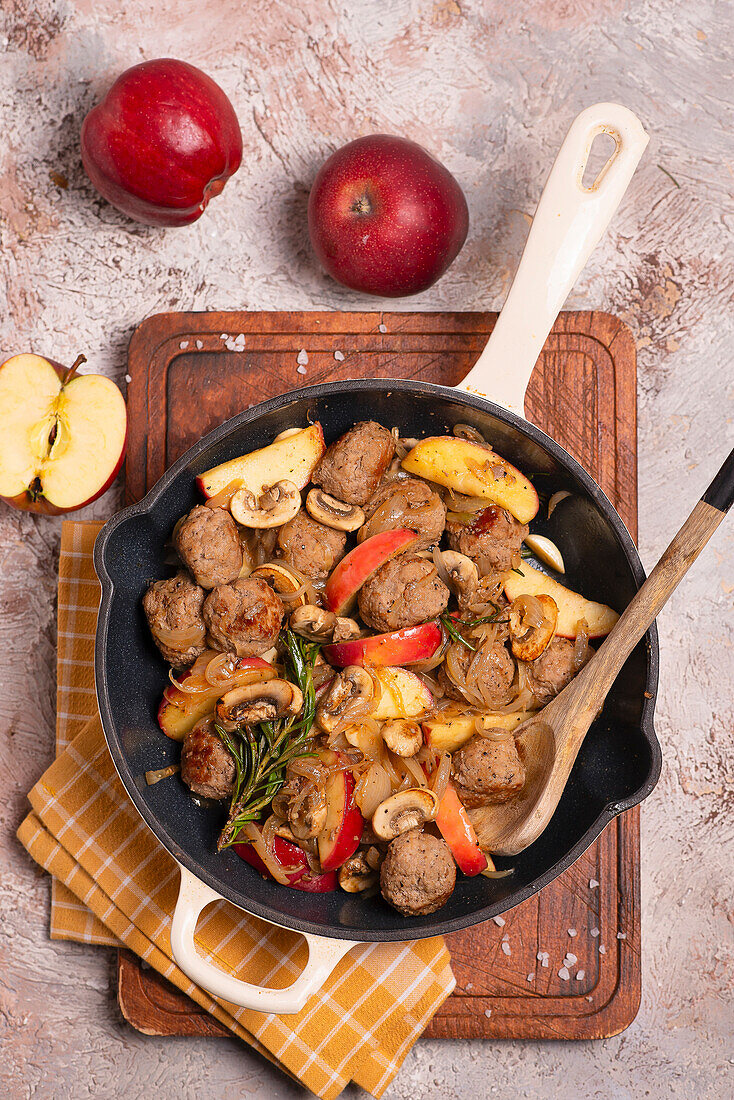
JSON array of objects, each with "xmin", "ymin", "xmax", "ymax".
[{"xmin": 578, "ymin": 446, "xmax": 734, "ymax": 714}]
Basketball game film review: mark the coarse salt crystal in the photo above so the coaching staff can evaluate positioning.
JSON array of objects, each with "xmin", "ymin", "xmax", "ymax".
[
  {"xmin": 568, "ymin": 928, "xmax": 577, "ymax": 937},
  {"xmin": 297, "ymin": 365, "xmax": 307, "ymax": 375},
  {"xmin": 466, "ymin": 982, "xmax": 473, "ymax": 990},
  {"xmin": 502, "ymin": 933, "xmax": 509, "ymax": 942},
  {"xmin": 195, "ymin": 340, "xmax": 203, "ymax": 349},
  {"xmin": 558, "ymin": 967, "xmax": 570, "ymax": 981},
  {"xmin": 379, "ymin": 323, "xmax": 387, "ymax": 333},
  {"xmin": 590, "ymin": 927, "xmax": 600, "ymax": 938},
  {"xmin": 617, "ymin": 932, "xmax": 627, "ymax": 940},
  {"xmin": 334, "ymin": 350, "xmax": 345, "ymax": 361},
  {"xmin": 501, "ymin": 941, "xmax": 511, "ymax": 956},
  {"xmin": 527, "ymin": 973, "xmax": 534, "ymax": 982},
  {"xmin": 220, "ymin": 333, "xmax": 228, "ymax": 340},
  {"xmin": 484, "ymin": 1008, "xmax": 492, "ymax": 1018},
  {"xmin": 125, "ymin": 374, "xmax": 132, "ymax": 383},
  {"xmin": 599, "ymin": 945, "xmax": 606, "ymax": 955},
  {"xmin": 493, "ymin": 916, "xmax": 506, "ymax": 927},
  {"xmin": 564, "ymin": 953, "xmax": 577, "ymax": 966},
  {"xmin": 589, "ymin": 878, "xmax": 600, "ymax": 889},
  {"xmin": 542, "ymin": 957, "xmax": 549, "ymax": 967},
  {"xmin": 586, "ymin": 995, "xmax": 593, "ymax": 1002},
  {"xmin": 576, "ymin": 970, "xmax": 585, "ymax": 981},
  {"xmin": 297, "ymin": 349, "xmax": 309, "ymax": 366},
  {"xmin": 179, "ymin": 341, "xmax": 189, "ymax": 349}
]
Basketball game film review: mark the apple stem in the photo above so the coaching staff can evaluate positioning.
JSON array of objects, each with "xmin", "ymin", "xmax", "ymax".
[{"xmin": 63, "ymin": 354, "xmax": 87, "ymax": 385}]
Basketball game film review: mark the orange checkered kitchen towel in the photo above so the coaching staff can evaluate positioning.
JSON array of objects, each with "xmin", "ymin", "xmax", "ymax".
[{"xmin": 17, "ymin": 522, "xmax": 455, "ymax": 1100}]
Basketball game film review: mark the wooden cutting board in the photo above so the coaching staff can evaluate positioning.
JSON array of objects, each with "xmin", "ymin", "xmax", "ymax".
[{"xmin": 119, "ymin": 309, "xmax": 640, "ymax": 1040}]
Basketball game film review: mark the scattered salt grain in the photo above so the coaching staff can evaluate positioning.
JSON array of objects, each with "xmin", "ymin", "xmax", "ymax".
[
  {"xmin": 599, "ymin": 944, "xmax": 606, "ymax": 955},
  {"xmin": 297, "ymin": 365, "xmax": 307, "ymax": 375},
  {"xmin": 617, "ymin": 932, "xmax": 627, "ymax": 940},
  {"xmin": 484, "ymin": 1008, "xmax": 492, "ymax": 1018},
  {"xmin": 297, "ymin": 349, "xmax": 309, "ymax": 366},
  {"xmin": 590, "ymin": 927, "xmax": 600, "ymax": 938},
  {"xmin": 179, "ymin": 341, "xmax": 189, "ymax": 349},
  {"xmin": 576, "ymin": 970, "xmax": 586, "ymax": 981},
  {"xmin": 220, "ymin": 333, "xmax": 228, "ymax": 340},
  {"xmin": 568, "ymin": 928, "xmax": 577, "ymax": 937},
  {"xmin": 125, "ymin": 374, "xmax": 132, "ymax": 383},
  {"xmin": 379, "ymin": 323, "xmax": 387, "ymax": 333},
  {"xmin": 501, "ymin": 941, "xmax": 511, "ymax": 956},
  {"xmin": 527, "ymin": 973, "xmax": 535, "ymax": 982},
  {"xmin": 223, "ymin": 334, "xmax": 246, "ymax": 352},
  {"xmin": 558, "ymin": 967, "xmax": 570, "ymax": 981},
  {"xmin": 466, "ymin": 982, "xmax": 473, "ymax": 991},
  {"xmin": 536, "ymin": 951, "xmax": 550, "ymax": 967},
  {"xmin": 563, "ymin": 953, "xmax": 577, "ymax": 967},
  {"xmin": 334, "ymin": 350, "xmax": 345, "ymax": 361},
  {"xmin": 195, "ymin": 340, "xmax": 203, "ymax": 350},
  {"xmin": 589, "ymin": 878, "xmax": 600, "ymax": 889},
  {"xmin": 493, "ymin": 916, "xmax": 506, "ymax": 927},
  {"xmin": 502, "ymin": 933, "xmax": 509, "ymax": 941},
  {"xmin": 586, "ymin": 995, "xmax": 593, "ymax": 1002}
]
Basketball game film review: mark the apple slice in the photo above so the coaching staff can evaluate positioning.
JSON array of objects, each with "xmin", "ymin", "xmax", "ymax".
[
  {"xmin": 322, "ymin": 527, "xmax": 419, "ymax": 615},
  {"xmin": 435, "ymin": 782, "xmax": 488, "ymax": 876},
  {"xmin": 197, "ymin": 422, "xmax": 325, "ymax": 500},
  {"xmin": 423, "ymin": 708, "xmax": 532, "ymax": 754},
  {"xmin": 158, "ymin": 658, "xmax": 276, "ymax": 741},
  {"xmin": 0, "ymin": 353, "xmax": 126, "ymax": 513},
  {"xmin": 318, "ymin": 768, "xmax": 364, "ymax": 872},
  {"xmin": 371, "ymin": 667, "xmax": 433, "ymax": 719},
  {"xmin": 401, "ymin": 436, "xmax": 538, "ymax": 524},
  {"xmin": 323, "ymin": 620, "xmax": 442, "ymax": 668},
  {"xmin": 503, "ymin": 563, "xmax": 619, "ymax": 639},
  {"xmin": 235, "ymin": 833, "xmax": 337, "ymax": 892}
]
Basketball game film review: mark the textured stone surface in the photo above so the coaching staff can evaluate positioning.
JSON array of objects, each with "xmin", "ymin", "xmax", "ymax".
[{"xmin": 1, "ymin": 1, "xmax": 732, "ymax": 1097}]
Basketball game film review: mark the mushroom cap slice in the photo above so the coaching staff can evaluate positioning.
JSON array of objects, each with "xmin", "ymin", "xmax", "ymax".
[
  {"xmin": 231, "ymin": 480, "xmax": 301, "ymax": 528},
  {"xmin": 216, "ymin": 678, "xmax": 304, "ymax": 726},
  {"xmin": 316, "ymin": 665, "xmax": 375, "ymax": 733},
  {"xmin": 372, "ymin": 787, "xmax": 440, "ymax": 840},
  {"xmin": 306, "ymin": 488, "xmax": 365, "ymax": 532},
  {"xmin": 289, "ymin": 604, "xmax": 337, "ymax": 642},
  {"xmin": 509, "ymin": 593, "xmax": 558, "ymax": 661},
  {"xmin": 440, "ymin": 550, "xmax": 479, "ymax": 595},
  {"xmin": 381, "ymin": 719, "xmax": 423, "ymax": 758}
]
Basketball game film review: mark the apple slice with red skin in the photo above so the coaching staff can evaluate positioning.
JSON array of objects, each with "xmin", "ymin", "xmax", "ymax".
[
  {"xmin": 197, "ymin": 422, "xmax": 325, "ymax": 501},
  {"xmin": 235, "ymin": 834, "xmax": 337, "ymax": 893},
  {"xmin": 401, "ymin": 436, "xmax": 539, "ymax": 524},
  {"xmin": 371, "ymin": 666, "xmax": 433, "ymax": 719},
  {"xmin": 317, "ymin": 767, "xmax": 364, "ymax": 873},
  {"xmin": 158, "ymin": 657, "xmax": 275, "ymax": 741},
  {"xmin": 435, "ymin": 782, "xmax": 489, "ymax": 876},
  {"xmin": 323, "ymin": 527, "xmax": 420, "ymax": 615},
  {"xmin": 0, "ymin": 353, "xmax": 127, "ymax": 514},
  {"xmin": 323, "ymin": 620, "xmax": 442, "ymax": 668},
  {"xmin": 503, "ymin": 562, "xmax": 619, "ymax": 639}
]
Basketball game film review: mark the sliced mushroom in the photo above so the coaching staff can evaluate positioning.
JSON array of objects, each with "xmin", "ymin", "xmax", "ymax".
[
  {"xmin": 440, "ymin": 550, "xmax": 479, "ymax": 597},
  {"xmin": 216, "ymin": 678, "xmax": 304, "ymax": 726},
  {"xmin": 338, "ymin": 853, "xmax": 379, "ymax": 893},
  {"xmin": 508, "ymin": 593, "xmax": 558, "ymax": 661},
  {"xmin": 306, "ymin": 488, "xmax": 365, "ymax": 532},
  {"xmin": 252, "ymin": 562, "xmax": 311, "ymax": 607},
  {"xmin": 316, "ymin": 666, "xmax": 375, "ymax": 733},
  {"xmin": 372, "ymin": 788, "xmax": 440, "ymax": 841},
  {"xmin": 332, "ymin": 616, "xmax": 361, "ymax": 643},
  {"xmin": 381, "ymin": 719, "xmax": 423, "ymax": 758},
  {"xmin": 230, "ymin": 480, "xmax": 301, "ymax": 528},
  {"xmin": 289, "ymin": 604, "xmax": 337, "ymax": 642}
]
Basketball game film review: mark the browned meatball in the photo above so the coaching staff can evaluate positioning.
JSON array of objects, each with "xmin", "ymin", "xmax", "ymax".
[
  {"xmin": 358, "ymin": 555, "xmax": 449, "ymax": 632},
  {"xmin": 175, "ymin": 505, "xmax": 243, "ymax": 589},
  {"xmin": 359, "ymin": 478, "xmax": 446, "ymax": 549},
  {"xmin": 203, "ymin": 576, "xmax": 284, "ymax": 656},
  {"xmin": 446, "ymin": 505, "xmax": 528, "ymax": 576},
  {"xmin": 180, "ymin": 718, "xmax": 236, "ymax": 800},
  {"xmin": 439, "ymin": 638, "xmax": 516, "ymax": 708},
  {"xmin": 524, "ymin": 636, "xmax": 590, "ymax": 705},
  {"xmin": 142, "ymin": 572, "xmax": 206, "ymax": 669},
  {"xmin": 380, "ymin": 830, "xmax": 456, "ymax": 916},
  {"xmin": 452, "ymin": 734, "xmax": 526, "ymax": 808},
  {"xmin": 277, "ymin": 509, "xmax": 346, "ymax": 581},
  {"xmin": 313, "ymin": 421, "xmax": 395, "ymax": 505}
]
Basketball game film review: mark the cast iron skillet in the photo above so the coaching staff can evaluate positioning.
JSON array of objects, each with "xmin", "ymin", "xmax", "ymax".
[{"xmin": 94, "ymin": 104, "xmax": 661, "ymax": 1010}]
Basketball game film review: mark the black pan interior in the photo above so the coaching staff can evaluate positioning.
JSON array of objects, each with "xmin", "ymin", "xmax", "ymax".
[{"xmin": 95, "ymin": 379, "xmax": 661, "ymax": 941}]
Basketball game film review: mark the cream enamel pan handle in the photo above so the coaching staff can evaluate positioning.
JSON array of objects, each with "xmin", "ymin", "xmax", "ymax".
[
  {"xmin": 460, "ymin": 102, "xmax": 649, "ymax": 414},
  {"xmin": 171, "ymin": 865, "xmax": 358, "ymax": 1013}
]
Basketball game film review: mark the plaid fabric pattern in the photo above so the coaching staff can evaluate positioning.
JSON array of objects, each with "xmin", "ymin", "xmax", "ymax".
[{"xmin": 17, "ymin": 521, "xmax": 455, "ymax": 1099}]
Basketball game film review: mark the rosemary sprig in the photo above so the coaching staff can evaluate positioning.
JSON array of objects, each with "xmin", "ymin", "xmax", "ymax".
[
  {"xmin": 216, "ymin": 629, "xmax": 319, "ymax": 849},
  {"xmin": 438, "ymin": 609, "xmax": 508, "ymax": 652}
]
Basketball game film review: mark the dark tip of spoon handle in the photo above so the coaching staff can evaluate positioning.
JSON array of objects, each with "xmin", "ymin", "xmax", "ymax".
[{"xmin": 702, "ymin": 446, "xmax": 734, "ymax": 515}]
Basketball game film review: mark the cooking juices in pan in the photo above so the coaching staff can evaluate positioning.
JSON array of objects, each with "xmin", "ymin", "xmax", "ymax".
[{"xmin": 142, "ymin": 418, "xmax": 619, "ymax": 916}]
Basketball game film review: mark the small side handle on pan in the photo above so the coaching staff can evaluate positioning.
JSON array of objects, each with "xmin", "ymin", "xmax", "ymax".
[
  {"xmin": 459, "ymin": 102, "xmax": 649, "ymax": 415},
  {"xmin": 171, "ymin": 864, "xmax": 358, "ymax": 1013}
]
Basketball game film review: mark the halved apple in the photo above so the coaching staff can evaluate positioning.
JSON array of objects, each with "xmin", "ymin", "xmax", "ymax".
[
  {"xmin": 371, "ymin": 666, "xmax": 433, "ymax": 719},
  {"xmin": 422, "ymin": 708, "xmax": 532, "ymax": 754},
  {"xmin": 317, "ymin": 767, "xmax": 363, "ymax": 872},
  {"xmin": 0, "ymin": 353, "xmax": 127, "ymax": 513},
  {"xmin": 196, "ymin": 422, "xmax": 325, "ymax": 500},
  {"xmin": 401, "ymin": 436, "xmax": 538, "ymax": 524},
  {"xmin": 158, "ymin": 657, "xmax": 276, "ymax": 741},
  {"xmin": 322, "ymin": 527, "xmax": 419, "ymax": 615},
  {"xmin": 323, "ymin": 620, "xmax": 442, "ymax": 668},
  {"xmin": 503, "ymin": 563, "xmax": 619, "ymax": 639}
]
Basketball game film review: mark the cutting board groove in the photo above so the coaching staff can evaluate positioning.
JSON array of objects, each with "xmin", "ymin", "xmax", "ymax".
[{"xmin": 120, "ymin": 309, "xmax": 640, "ymax": 1040}]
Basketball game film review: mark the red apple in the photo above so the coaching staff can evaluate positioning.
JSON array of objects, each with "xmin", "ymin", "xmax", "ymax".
[
  {"xmin": 0, "ymin": 353, "xmax": 126, "ymax": 514},
  {"xmin": 308, "ymin": 134, "xmax": 469, "ymax": 297},
  {"xmin": 235, "ymin": 834, "xmax": 337, "ymax": 893},
  {"xmin": 435, "ymin": 782, "xmax": 488, "ymax": 876},
  {"xmin": 81, "ymin": 58, "xmax": 242, "ymax": 227},
  {"xmin": 323, "ymin": 621, "xmax": 442, "ymax": 668},
  {"xmin": 323, "ymin": 527, "xmax": 419, "ymax": 615},
  {"xmin": 318, "ymin": 769, "xmax": 363, "ymax": 872}
]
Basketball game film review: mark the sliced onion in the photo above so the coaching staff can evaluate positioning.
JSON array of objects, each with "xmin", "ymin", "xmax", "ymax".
[
  {"xmin": 453, "ymin": 423, "xmax": 486, "ymax": 444},
  {"xmin": 548, "ymin": 490, "xmax": 572, "ymax": 519},
  {"xmin": 432, "ymin": 545, "xmax": 452, "ymax": 587},
  {"xmin": 355, "ymin": 763, "xmax": 392, "ymax": 819},
  {"xmin": 573, "ymin": 618, "xmax": 591, "ymax": 669},
  {"xmin": 145, "ymin": 764, "xmax": 179, "ymax": 785},
  {"xmin": 287, "ymin": 758, "xmax": 325, "ymax": 782},
  {"xmin": 429, "ymin": 751, "xmax": 451, "ymax": 800},
  {"xmin": 481, "ymin": 867, "xmax": 515, "ymax": 879},
  {"xmin": 473, "ymin": 720, "xmax": 513, "ymax": 741},
  {"xmin": 155, "ymin": 623, "xmax": 206, "ymax": 648},
  {"xmin": 240, "ymin": 822, "xmax": 291, "ymax": 884},
  {"xmin": 511, "ymin": 593, "xmax": 546, "ymax": 630},
  {"xmin": 204, "ymin": 479, "xmax": 243, "ymax": 510},
  {"xmin": 401, "ymin": 754, "xmax": 429, "ymax": 788},
  {"xmin": 204, "ymin": 652, "xmax": 238, "ymax": 687}
]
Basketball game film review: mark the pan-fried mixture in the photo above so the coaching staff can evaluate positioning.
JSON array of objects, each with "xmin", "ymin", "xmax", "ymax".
[{"xmin": 144, "ymin": 420, "xmax": 618, "ymax": 915}]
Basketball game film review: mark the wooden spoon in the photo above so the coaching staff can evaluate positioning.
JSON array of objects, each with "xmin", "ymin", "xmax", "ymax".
[{"xmin": 472, "ymin": 446, "xmax": 734, "ymax": 857}]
